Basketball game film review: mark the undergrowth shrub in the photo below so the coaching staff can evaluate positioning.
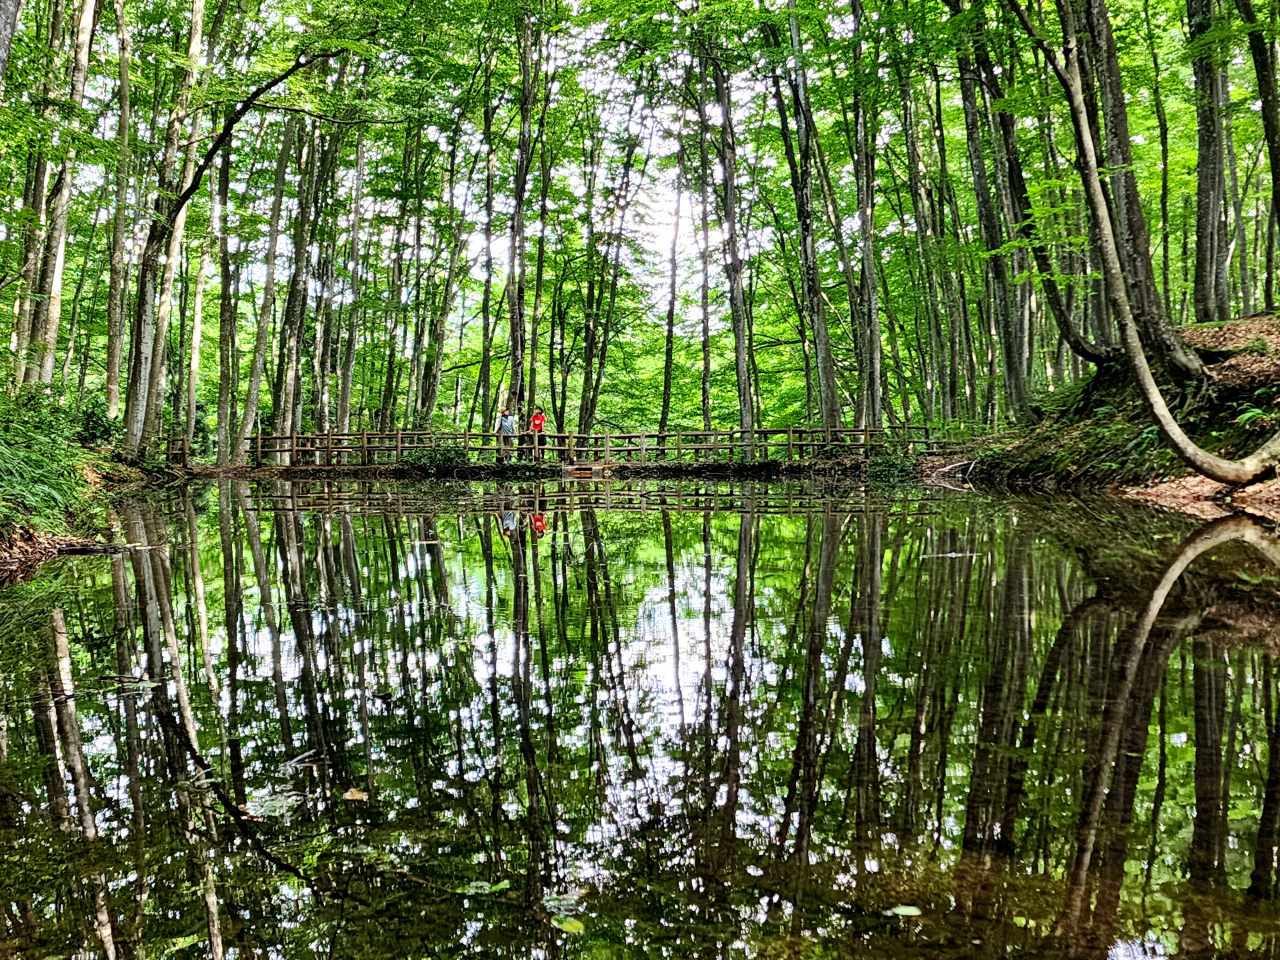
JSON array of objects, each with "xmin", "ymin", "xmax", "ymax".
[
  {"xmin": 867, "ymin": 452, "xmax": 921, "ymax": 485},
  {"xmin": 400, "ymin": 443, "xmax": 470, "ymax": 471},
  {"xmin": 0, "ymin": 392, "xmax": 89, "ymax": 531}
]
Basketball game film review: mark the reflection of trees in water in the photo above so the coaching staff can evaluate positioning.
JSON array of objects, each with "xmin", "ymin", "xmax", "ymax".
[{"xmin": 1, "ymin": 490, "xmax": 1280, "ymax": 956}]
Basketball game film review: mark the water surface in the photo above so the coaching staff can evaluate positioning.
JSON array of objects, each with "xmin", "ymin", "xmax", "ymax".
[{"xmin": 0, "ymin": 480, "xmax": 1276, "ymax": 958}]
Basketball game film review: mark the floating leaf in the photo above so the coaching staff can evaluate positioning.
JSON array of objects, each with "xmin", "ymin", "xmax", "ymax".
[
  {"xmin": 456, "ymin": 879, "xmax": 511, "ymax": 895},
  {"xmin": 890, "ymin": 905, "xmax": 923, "ymax": 917},
  {"xmin": 343, "ymin": 787, "xmax": 368, "ymax": 802},
  {"xmin": 551, "ymin": 915, "xmax": 585, "ymax": 934}
]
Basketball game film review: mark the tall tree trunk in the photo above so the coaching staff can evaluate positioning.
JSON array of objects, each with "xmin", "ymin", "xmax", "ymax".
[
  {"xmin": 710, "ymin": 52, "xmax": 756, "ymax": 453},
  {"xmin": 696, "ymin": 60, "xmax": 713, "ymax": 433},
  {"xmin": 949, "ymin": 23, "xmax": 1029, "ymax": 422},
  {"xmin": 106, "ymin": 0, "xmax": 132, "ymax": 417},
  {"xmin": 185, "ymin": 220, "xmax": 211, "ymax": 454},
  {"xmin": 659, "ymin": 155, "xmax": 682, "ymax": 441},
  {"xmin": 1085, "ymin": 0, "xmax": 1205, "ymax": 377},
  {"xmin": 1225, "ymin": 99, "xmax": 1251, "ymax": 315},
  {"xmin": 272, "ymin": 123, "xmax": 316, "ymax": 460},
  {"xmin": 506, "ymin": 8, "xmax": 536, "ymax": 413},
  {"xmin": 771, "ymin": 9, "xmax": 840, "ymax": 432},
  {"xmin": 336, "ymin": 131, "xmax": 363, "ymax": 434},
  {"xmin": 851, "ymin": 0, "xmax": 883, "ymax": 427},
  {"xmin": 1143, "ymin": 0, "xmax": 1173, "ymax": 320},
  {"xmin": 0, "ymin": 0, "xmax": 23, "ymax": 87},
  {"xmin": 26, "ymin": 0, "xmax": 99, "ymax": 384},
  {"xmin": 1236, "ymin": 0, "xmax": 1280, "ymax": 314},
  {"xmin": 232, "ymin": 119, "xmax": 293, "ymax": 462},
  {"xmin": 1189, "ymin": 0, "xmax": 1225, "ymax": 326},
  {"xmin": 123, "ymin": 0, "xmax": 204, "ymax": 454},
  {"xmin": 214, "ymin": 136, "xmax": 233, "ymax": 463}
]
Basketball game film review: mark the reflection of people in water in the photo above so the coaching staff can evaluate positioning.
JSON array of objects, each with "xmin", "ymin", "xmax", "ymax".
[
  {"xmin": 501, "ymin": 508, "xmax": 518, "ymax": 538},
  {"xmin": 531, "ymin": 513, "xmax": 546, "ymax": 537}
]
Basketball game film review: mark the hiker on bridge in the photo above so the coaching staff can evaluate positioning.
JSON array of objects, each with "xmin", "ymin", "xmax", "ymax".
[
  {"xmin": 530, "ymin": 407, "xmax": 547, "ymax": 461},
  {"xmin": 496, "ymin": 407, "xmax": 517, "ymax": 461}
]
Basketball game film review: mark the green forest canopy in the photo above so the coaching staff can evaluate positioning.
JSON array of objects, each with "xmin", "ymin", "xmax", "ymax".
[{"xmin": 0, "ymin": 0, "xmax": 1274, "ymax": 463}]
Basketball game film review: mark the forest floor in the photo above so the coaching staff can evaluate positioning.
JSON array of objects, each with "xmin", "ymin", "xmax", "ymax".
[{"xmin": 971, "ymin": 315, "xmax": 1280, "ymax": 514}]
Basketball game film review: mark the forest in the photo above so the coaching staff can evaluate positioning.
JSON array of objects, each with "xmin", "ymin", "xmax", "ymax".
[{"xmin": 5, "ymin": 0, "xmax": 1280, "ymax": 480}]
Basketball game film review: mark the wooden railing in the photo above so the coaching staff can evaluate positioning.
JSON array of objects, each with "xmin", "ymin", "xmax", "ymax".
[{"xmin": 164, "ymin": 425, "xmax": 969, "ymax": 468}]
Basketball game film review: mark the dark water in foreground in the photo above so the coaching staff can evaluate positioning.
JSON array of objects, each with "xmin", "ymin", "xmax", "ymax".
[{"xmin": 1, "ymin": 480, "xmax": 1277, "ymax": 958}]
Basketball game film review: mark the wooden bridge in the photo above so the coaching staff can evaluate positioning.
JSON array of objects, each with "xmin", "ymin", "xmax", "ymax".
[
  {"xmin": 164, "ymin": 425, "xmax": 969, "ymax": 468},
  {"xmin": 236, "ymin": 479, "xmax": 957, "ymax": 519}
]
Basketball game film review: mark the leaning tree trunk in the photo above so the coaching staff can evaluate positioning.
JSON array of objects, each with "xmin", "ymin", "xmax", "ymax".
[
  {"xmin": 1006, "ymin": 0, "xmax": 1280, "ymax": 483},
  {"xmin": 1085, "ymin": 0, "xmax": 1206, "ymax": 378}
]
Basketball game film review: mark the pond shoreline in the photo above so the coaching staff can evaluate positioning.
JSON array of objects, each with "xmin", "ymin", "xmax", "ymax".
[{"xmin": 2, "ymin": 440, "xmax": 1265, "ymax": 585}]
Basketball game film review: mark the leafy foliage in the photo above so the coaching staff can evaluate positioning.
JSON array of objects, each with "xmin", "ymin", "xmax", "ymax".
[{"xmin": 0, "ymin": 393, "xmax": 89, "ymax": 530}]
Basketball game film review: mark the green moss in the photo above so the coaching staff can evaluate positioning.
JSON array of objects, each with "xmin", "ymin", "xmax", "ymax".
[{"xmin": 1244, "ymin": 337, "xmax": 1272, "ymax": 356}]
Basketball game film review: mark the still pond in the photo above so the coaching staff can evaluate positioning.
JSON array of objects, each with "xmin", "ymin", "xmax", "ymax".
[{"xmin": 0, "ymin": 480, "xmax": 1276, "ymax": 958}]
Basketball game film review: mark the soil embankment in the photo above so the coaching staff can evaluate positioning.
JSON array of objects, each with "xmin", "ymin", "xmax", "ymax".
[{"xmin": 971, "ymin": 315, "xmax": 1280, "ymax": 512}]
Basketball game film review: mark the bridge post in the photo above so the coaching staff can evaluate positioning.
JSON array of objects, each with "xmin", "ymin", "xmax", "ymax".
[
  {"xmin": 640, "ymin": 434, "xmax": 647, "ymax": 463},
  {"xmin": 603, "ymin": 432, "xmax": 611, "ymax": 463},
  {"xmin": 396, "ymin": 430, "xmax": 403, "ymax": 462},
  {"xmin": 256, "ymin": 434, "xmax": 262, "ymax": 467}
]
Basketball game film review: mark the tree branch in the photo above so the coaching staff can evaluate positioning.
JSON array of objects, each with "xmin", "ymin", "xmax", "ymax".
[{"xmin": 171, "ymin": 47, "xmax": 349, "ymax": 219}]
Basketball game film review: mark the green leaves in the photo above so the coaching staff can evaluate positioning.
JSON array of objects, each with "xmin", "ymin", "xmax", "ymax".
[{"xmin": 550, "ymin": 915, "xmax": 585, "ymax": 934}]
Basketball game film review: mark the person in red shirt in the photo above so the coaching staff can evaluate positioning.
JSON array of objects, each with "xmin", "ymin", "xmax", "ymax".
[
  {"xmin": 530, "ymin": 407, "xmax": 547, "ymax": 460},
  {"xmin": 532, "ymin": 513, "xmax": 547, "ymax": 537}
]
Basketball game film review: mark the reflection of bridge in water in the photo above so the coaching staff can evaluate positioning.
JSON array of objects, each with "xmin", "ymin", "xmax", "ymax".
[
  {"xmin": 239, "ymin": 479, "xmax": 957, "ymax": 518},
  {"xmin": 165, "ymin": 425, "xmax": 972, "ymax": 467}
]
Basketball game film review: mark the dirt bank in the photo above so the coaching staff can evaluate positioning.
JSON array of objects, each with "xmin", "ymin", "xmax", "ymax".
[{"xmin": 971, "ymin": 316, "xmax": 1280, "ymax": 498}]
